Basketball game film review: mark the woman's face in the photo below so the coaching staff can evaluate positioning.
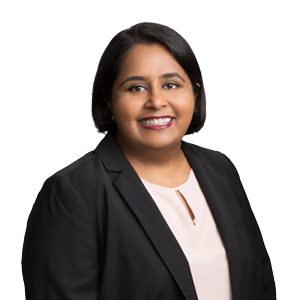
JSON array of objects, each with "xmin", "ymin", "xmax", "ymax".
[{"xmin": 110, "ymin": 43, "xmax": 195, "ymax": 151}]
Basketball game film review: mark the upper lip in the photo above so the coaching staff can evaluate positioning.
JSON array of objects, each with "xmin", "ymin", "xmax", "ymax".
[{"xmin": 139, "ymin": 115, "xmax": 173, "ymax": 121}]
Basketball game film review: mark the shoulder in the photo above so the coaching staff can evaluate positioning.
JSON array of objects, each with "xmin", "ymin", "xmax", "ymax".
[
  {"xmin": 54, "ymin": 151, "xmax": 99, "ymax": 178},
  {"xmin": 41, "ymin": 149, "xmax": 107, "ymax": 197},
  {"xmin": 182, "ymin": 140, "xmax": 239, "ymax": 180},
  {"xmin": 35, "ymin": 148, "xmax": 109, "ymax": 232}
]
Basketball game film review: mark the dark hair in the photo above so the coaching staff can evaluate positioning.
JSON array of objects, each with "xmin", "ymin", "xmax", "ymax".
[{"xmin": 92, "ymin": 22, "xmax": 206, "ymax": 135}]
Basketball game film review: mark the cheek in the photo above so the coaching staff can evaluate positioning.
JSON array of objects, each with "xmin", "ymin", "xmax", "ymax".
[
  {"xmin": 113, "ymin": 95, "xmax": 142, "ymax": 127},
  {"xmin": 176, "ymin": 95, "xmax": 195, "ymax": 119},
  {"xmin": 114, "ymin": 96, "xmax": 133, "ymax": 118}
]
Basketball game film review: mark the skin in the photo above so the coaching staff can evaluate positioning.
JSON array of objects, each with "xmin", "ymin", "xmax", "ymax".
[{"xmin": 108, "ymin": 43, "xmax": 199, "ymax": 188}]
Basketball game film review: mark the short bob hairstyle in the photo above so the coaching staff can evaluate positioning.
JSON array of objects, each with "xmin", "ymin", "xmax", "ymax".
[{"xmin": 92, "ymin": 22, "xmax": 206, "ymax": 135}]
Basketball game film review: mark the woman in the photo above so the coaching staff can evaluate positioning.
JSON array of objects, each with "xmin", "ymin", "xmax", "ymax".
[{"xmin": 22, "ymin": 23, "xmax": 276, "ymax": 300}]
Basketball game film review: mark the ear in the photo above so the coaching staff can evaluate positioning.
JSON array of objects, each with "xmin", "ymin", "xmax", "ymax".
[{"xmin": 195, "ymin": 83, "xmax": 200, "ymax": 97}]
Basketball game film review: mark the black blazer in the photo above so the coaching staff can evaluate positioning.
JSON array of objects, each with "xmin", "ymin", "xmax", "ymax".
[{"xmin": 22, "ymin": 132, "xmax": 276, "ymax": 300}]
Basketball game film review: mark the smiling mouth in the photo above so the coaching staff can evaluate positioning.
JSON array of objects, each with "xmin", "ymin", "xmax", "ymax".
[
  {"xmin": 140, "ymin": 117, "xmax": 172, "ymax": 126},
  {"xmin": 138, "ymin": 116, "xmax": 174, "ymax": 130}
]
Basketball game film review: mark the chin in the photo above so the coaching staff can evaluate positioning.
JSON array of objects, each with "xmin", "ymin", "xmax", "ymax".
[{"xmin": 139, "ymin": 136, "xmax": 180, "ymax": 150}]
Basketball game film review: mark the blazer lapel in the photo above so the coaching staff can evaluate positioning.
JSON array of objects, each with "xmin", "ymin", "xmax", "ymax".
[
  {"xmin": 95, "ymin": 133, "xmax": 198, "ymax": 300},
  {"xmin": 182, "ymin": 142, "xmax": 242, "ymax": 300}
]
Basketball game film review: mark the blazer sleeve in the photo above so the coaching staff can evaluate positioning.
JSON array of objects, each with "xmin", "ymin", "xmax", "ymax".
[
  {"xmin": 218, "ymin": 152, "xmax": 276, "ymax": 300},
  {"xmin": 22, "ymin": 175, "xmax": 99, "ymax": 300}
]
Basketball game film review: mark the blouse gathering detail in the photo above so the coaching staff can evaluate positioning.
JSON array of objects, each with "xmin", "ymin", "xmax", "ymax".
[{"xmin": 141, "ymin": 169, "xmax": 232, "ymax": 300}]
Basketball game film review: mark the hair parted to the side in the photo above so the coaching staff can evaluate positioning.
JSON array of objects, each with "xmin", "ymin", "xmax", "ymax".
[{"xmin": 92, "ymin": 22, "xmax": 206, "ymax": 135}]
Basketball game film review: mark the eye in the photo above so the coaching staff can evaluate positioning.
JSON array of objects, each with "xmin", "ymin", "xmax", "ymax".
[
  {"xmin": 129, "ymin": 85, "xmax": 147, "ymax": 92},
  {"xmin": 163, "ymin": 83, "xmax": 179, "ymax": 90}
]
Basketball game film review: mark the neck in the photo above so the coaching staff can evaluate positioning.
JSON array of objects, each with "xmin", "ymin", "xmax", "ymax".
[
  {"xmin": 115, "ymin": 133, "xmax": 191, "ymax": 186},
  {"xmin": 116, "ymin": 135, "xmax": 184, "ymax": 168}
]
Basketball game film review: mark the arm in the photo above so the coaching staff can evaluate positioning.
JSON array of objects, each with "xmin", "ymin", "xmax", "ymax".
[
  {"xmin": 22, "ymin": 175, "xmax": 99, "ymax": 300},
  {"xmin": 219, "ymin": 152, "xmax": 276, "ymax": 300}
]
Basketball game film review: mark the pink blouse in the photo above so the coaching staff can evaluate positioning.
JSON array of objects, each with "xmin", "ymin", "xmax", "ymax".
[{"xmin": 141, "ymin": 169, "xmax": 232, "ymax": 300}]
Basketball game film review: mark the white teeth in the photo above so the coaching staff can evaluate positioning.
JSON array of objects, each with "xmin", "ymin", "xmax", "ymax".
[{"xmin": 141, "ymin": 117, "xmax": 172, "ymax": 126}]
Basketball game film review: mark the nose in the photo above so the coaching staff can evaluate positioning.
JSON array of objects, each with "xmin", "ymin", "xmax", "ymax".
[{"xmin": 145, "ymin": 87, "xmax": 168, "ymax": 110}]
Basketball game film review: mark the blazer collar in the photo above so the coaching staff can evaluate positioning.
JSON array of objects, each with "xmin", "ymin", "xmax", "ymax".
[
  {"xmin": 95, "ymin": 133, "xmax": 242, "ymax": 300},
  {"xmin": 94, "ymin": 132, "xmax": 128, "ymax": 172}
]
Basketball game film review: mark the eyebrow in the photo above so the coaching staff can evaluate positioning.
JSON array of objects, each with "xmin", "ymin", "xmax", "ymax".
[
  {"xmin": 159, "ymin": 72, "xmax": 185, "ymax": 82},
  {"xmin": 120, "ymin": 72, "xmax": 185, "ymax": 86}
]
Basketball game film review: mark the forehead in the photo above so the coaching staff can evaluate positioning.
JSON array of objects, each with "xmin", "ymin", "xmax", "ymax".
[{"xmin": 117, "ymin": 44, "xmax": 185, "ymax": 78}]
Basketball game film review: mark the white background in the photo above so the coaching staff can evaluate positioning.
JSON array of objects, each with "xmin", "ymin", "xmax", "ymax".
[{"xmin": 1, "ymin": 0, "xmax": 299, "ymax": 299}]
